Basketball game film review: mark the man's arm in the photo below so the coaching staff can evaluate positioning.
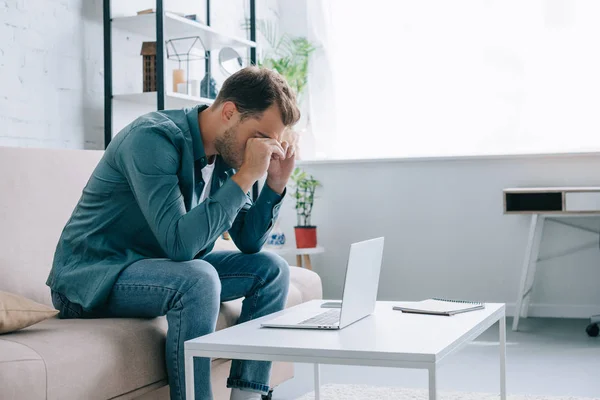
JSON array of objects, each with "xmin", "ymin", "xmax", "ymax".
[
  {"xmin": 227, "ymin": 182, "xmax": 285, "ymax": 254},
  {"xmin": 115, "ymin": 127, "xmax": 247, "ymax": 261},
  {"xmin": 227, "ymin": 135, "xmax": 295, "ymax": 254}
]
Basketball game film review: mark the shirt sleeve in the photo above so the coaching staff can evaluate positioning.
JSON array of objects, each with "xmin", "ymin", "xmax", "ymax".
[
  {"xmin": 228, "ymin": 183, "xmax": 286, "ymax": 254},
  {"xmin": 114, "ymin": 127, "xmax": 248, "ymax": 261}
]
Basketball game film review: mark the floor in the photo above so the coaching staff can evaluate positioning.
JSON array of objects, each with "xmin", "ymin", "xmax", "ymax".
[{"xmin": 273, "ymin": 317, "xmax": 600, "ymax": 399}]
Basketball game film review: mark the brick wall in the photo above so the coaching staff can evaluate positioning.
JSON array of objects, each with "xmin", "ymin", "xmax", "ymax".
[{"xmin": 0, "ymin": 0, "xmax": 104, "ymax": 149}]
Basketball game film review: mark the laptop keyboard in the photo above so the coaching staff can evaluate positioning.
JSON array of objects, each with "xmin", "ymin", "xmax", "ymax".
[{"xmin": 299, "ymin": 309, "xmax": 341, "ymax": 326}]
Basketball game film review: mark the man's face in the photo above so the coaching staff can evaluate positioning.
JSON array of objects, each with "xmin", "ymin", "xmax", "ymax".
[{"xmin": 215, "ymin": 103, "xmax": 286, "ymax": 169}]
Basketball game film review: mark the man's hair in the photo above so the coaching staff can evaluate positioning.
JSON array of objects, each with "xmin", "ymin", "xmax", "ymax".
[{"xmin": 213, "ymin": 66, "xmax": 301, "ymax": 126}]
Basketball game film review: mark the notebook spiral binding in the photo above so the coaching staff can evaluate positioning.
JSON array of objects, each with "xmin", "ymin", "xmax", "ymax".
[{"xmin": 432, "ymin": 298, "xmax": 482, "ymax": 305}]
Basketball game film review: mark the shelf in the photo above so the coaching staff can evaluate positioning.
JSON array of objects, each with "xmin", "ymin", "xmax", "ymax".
[
  {"xmin": 113, "ymin": 92, "xmax": 214, "ymax": 109},
  {"xmin": 264, "ymin": 246, "xmax": 325, "ymax": 256},
  {"xmin": 112, "ymin": 12, "xmax": 256, "ymax": 50}
]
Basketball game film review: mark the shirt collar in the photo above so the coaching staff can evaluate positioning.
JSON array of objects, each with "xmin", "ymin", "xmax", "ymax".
[{"xmin": 186, "ymin": 104, "xmax": 210, "ymax": 166}]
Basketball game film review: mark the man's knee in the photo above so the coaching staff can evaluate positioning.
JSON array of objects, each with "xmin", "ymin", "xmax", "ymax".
[
  {"xmin": 178, "ymin": 259, "xmax": 221, "ymax": 304},
  {"xmin": 253, "ymin": 252, "xmax": 290, "ymax": 288}
]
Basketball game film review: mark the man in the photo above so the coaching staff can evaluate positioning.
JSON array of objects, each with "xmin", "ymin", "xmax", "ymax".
[{"xmin": 46, "ymin": 67, "xmax": 301, "ymax": 400}]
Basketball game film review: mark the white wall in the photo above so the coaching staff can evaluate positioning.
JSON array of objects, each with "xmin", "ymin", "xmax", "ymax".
[
  {"xmin": 0, "ymin": 0, "xmax": 105, "ymax": 149},
  {"xmin": 275, "ymin": 154, "xmax": 600, "ymax": 318}
]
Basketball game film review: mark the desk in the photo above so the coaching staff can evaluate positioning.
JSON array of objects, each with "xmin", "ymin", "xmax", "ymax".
[
  {"xmin": 264, "ymin": 246, "xmax": 325, "ymax": 270},
  {"xmin": 504, "ymin": 187, "xmax": 600, "ymax": 331}
]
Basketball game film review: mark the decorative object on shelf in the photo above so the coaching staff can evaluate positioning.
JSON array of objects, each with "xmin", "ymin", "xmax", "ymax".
[
  {"xmin": 189, "ymin": 79, "xmax": 200, "ymax": 97},
  {"xmin": 218, "ymin": 47, "xmax": 244, "ymax": 76},
  {"xmin": 290, "ymin": 167, "xmax": 321, "ymax": 248},
  {"xmin": 176, "ymin": 82, "xmax": 191, "ymax": 95},
  {"xmin": 137, "ymin": 8, "xmax": 156, "ymax": 15},
  {"xmin": 166, "ymin": 36, "xmax": 206, "ymax": 96},
  {"xmin": 266, "ymin": 220, "xmax": 286, "ymax": 248},
  {"xmin": 140, "ymin": 41, "xmax": 157, "ymax": 93},
  {"xmin": 200, "ymin": 74, "xmax": 218, "ymax": 99},
  {"xmin": 172, "ymin": 69, "xmax": 185, "ymax": 93}
]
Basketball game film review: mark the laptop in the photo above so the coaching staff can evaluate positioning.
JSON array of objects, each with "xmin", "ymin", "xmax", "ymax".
[{"xmin": 261, "ymin": 237, "xmax": 384, "ymax": 330}]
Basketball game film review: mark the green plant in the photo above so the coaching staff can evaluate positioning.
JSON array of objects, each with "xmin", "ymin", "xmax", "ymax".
[
  {"xmin": 261, "ymin": 37, "xmax": 316, "ymax": 103},
  {"xmin": 290, "ymin": 167, "xmax": 321, "ymax": 227},
  {"xmin": 244, "ymin": 18, "xmax": 317, "ymax": 102}
]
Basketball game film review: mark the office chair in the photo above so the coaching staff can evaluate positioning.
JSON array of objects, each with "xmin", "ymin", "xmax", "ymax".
[{"xmin": 586, "ymin": 314, "xmax": 599, "ymax": 337}]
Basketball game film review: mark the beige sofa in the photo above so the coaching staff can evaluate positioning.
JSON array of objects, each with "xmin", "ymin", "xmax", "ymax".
[{"xmin": 0, "ymin": 146, "xmax": 322, "ymax": 400}]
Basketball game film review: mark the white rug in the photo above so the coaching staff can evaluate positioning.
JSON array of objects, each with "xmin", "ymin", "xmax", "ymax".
[{"xmin": 294, "ymin": 384, "xmax": 599, "ymax": 400}]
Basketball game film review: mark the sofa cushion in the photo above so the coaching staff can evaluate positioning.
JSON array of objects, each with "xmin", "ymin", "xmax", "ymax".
[
  {"xmin": 2, "ymin": 316, "xmax": 167, "ymax": 400},
  {"xmin": 0, "ymin": 340, "xmax": 46, "ymax": 399},
  {"xmin": 0, "ymin": 266, "xmax": 321, "ymax": 400},
  {"xmin": 0, "ymin": 290, "xmax": 59, "ymax": 333}
]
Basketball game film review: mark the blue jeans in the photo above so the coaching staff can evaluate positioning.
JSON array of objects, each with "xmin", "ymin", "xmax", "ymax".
[{"xmin": 51, "ymin": 251, "xmax": 290, "ymax": 400}]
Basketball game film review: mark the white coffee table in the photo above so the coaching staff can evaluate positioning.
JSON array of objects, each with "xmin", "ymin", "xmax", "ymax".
[{"xmin": 185, "ymin": 300, "xmax": 506, "ymax": 400}]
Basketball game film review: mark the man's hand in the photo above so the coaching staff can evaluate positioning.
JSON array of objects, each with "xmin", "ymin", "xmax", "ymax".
[
  {"xmin": 266, "ymin": 131, "xmax": 298, "ymax": 194},
  {"xmin": 231, "ymin": 138, "xmax": 285, "ymax": 193}
]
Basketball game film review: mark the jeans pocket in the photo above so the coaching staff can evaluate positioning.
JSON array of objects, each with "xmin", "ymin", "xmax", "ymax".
[{"xmin": 51, "ymin": 290, "xmax": 83, "ymax": 319}]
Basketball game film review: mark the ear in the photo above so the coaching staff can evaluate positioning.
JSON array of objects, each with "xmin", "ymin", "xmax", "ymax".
[{"xmin": 221, "ymin": 101, "xmax": 238, "ymax": 123}]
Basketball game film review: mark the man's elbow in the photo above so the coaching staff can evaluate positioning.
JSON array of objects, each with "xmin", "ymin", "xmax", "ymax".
[
  {"xmin": 168, "ymin": 251, "xmax": 196, "ymax": 262},
  {"xmin": 237, "ymin": 241, "xmax": 262, "ymax": 255},
  {"xmin": 165, "ymin": 241, "xmax": 196, "ymax": 262}
]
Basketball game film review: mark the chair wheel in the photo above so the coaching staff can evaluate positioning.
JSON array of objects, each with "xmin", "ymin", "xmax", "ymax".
[
  {"xmin": 262, "ymin": 390, "xmax": 273, "ymax": 400},
  {"xmin": 586, "ymin": 323, "xmax": 599, "ymax": 337}
]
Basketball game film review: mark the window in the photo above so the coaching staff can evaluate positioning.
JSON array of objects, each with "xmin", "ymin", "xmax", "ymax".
[{"xmin": 305, "ymin": 0, "xmax": 600, "ymax": 160}]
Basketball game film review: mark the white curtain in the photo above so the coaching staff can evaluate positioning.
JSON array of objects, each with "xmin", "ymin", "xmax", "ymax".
[{"xmin": 301, "ymin": 0, "xmax": 337, "ymax": 160}]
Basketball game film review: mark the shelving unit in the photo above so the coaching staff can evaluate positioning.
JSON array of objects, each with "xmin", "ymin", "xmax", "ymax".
[
  {"xmin": 113, "ymin": 92, "xmax": 215, "ymax": 110},
  {"xmin": 103, "ymin": 0, "xmax": 257, "ymax": 148},
  {"xmin": 111, "ymin": 12, "xmax": 256, "ymax": 49}
]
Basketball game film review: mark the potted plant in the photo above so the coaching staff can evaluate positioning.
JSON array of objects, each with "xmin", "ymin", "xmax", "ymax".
[{"xmin": 290, "ymin": 167, "xmax": 321, "ymax": 248}]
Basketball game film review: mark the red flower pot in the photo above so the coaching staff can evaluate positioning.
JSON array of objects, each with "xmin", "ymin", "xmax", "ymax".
[{"xmin": 294, "ymin": 226, "xmax": 317, "ymax": 248}]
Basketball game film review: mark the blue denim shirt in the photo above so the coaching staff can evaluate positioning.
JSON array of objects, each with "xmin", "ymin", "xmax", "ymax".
[{"xmin": 46, "ymin": 105, "xmax": 284, "ymax": 310}]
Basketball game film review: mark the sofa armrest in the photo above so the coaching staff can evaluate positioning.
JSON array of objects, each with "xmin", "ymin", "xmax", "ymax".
[{"xmin": 289, "ymin": 266, "xmax": 323, "ymax": 303}]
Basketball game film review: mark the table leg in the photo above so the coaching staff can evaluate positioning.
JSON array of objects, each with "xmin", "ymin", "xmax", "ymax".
[
  {"xmin": 185, "ymin": 353, "xmax": 195, "ymax": 400},
  {"xmin": 296, "ymin": 255, "xmax": 303, "ymax": 268},
  {"xmin": 314, "ymin": 363, "xmax": 321, "ymax": 400},
  {"xmin": 521, "ymin": 217, "xmax": 544, "ymax": 319},
  {"xmin": 303, "ymin": 254, "xmax": 313, "ymax": 270},
  {"xmin": 500, "ymin": 315, "xmax": 507, "ymax": 400},
  {"xmin": 513, "ymin": 214, "xmax": 544, "ymax": 331},
  {"xmin": 428, "ymin": 365, "xmax": 437, "ymax": 400}
]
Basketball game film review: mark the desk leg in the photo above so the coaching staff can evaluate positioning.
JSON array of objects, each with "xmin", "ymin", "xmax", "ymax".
[
  {"xmin": 303, "ymin": 254, "xmax": 313, "ymax": 270},
  {"xmin": 500, "ymin": 315, "xmax": 507, "ymax": 400},
  {"xmin": 314, "ymin": 363, "xmax": 321, "ymax": 400},
  {"xmin": 513, "ymin": 214, "xmax": 544, "ymax": 331},
  {"xmin": 428, "ymin": 366, "xmax": 437, "ymax": 400},
  {"xmin": 296, "ymin": 255, "xmax": 303, "ymax": 268},
  {"xmin": 185, "ymin": 353, "xmax": 195, "ymax": 400}
]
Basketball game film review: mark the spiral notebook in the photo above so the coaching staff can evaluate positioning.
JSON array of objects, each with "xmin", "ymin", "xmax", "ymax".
[{"xmin": 393, "ymin": 298, "xmax": 484, "ymax": 316}]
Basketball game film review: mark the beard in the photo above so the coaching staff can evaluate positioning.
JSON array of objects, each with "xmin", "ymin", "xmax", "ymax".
[{"xmin": 214, "ymin": 125, "xmax": 243, "ymax": 169}]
